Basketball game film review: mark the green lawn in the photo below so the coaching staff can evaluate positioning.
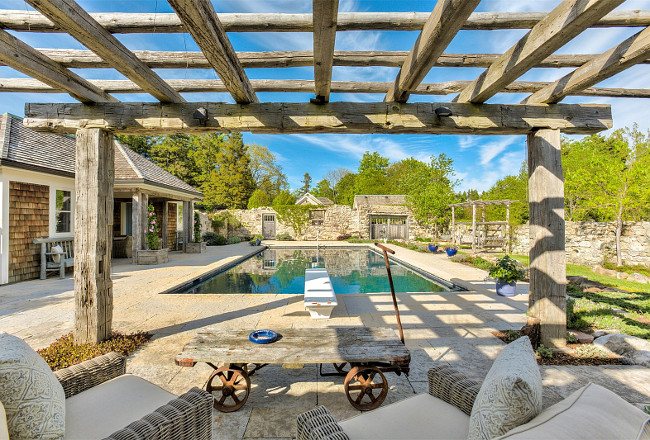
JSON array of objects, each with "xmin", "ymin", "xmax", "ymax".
[{"xmin": 568, "ymin": 296, "xmax": 650, "ymax": 340}]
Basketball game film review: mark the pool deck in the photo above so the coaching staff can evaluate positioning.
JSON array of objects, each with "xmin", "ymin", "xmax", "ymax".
[{"xmin": 1, "ymin": 241, "xmax": 649, "ymax": 439}]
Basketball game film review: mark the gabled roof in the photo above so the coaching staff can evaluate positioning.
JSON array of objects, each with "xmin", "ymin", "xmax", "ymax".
[
  {"xmin": 296, "ymin": 192, "xmax": 332, "ymax": 206},
  {"xmin": 353, "ymin": 195, "xmax": 407, "ymax": 209},
  {"xmin": 0, "ymin": 113, "xmax": 202, "ymax": 198},
  {"xmin": 316, "ymin": 197, "xmax": 334, "ymax": 205}
]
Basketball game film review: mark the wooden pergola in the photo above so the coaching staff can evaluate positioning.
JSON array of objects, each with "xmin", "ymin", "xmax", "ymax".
[
  {"xmin": 2, "ymin": 0, "xmax": 649, "ymax": 348},
  {"xmin": 450, "ymin": 200, "xmax": 514, "ymax": 253}
]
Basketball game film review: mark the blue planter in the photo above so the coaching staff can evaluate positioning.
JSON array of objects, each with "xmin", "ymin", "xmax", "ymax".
[
  {"xmin": 445, "ymin": 248, "xmax": 458, "ymax": 257},
  {"xmin": 428, "ymin": 244, "xmax": 439, "ymax": 252},
  {"xmin": 496, "ymin": 279, "xmax": 517, "ymax": 297}
]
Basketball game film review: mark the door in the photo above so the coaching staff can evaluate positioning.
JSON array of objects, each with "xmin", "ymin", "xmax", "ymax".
[
  {"xmin": 370, "ymin": 216, "xmax": 408, "ymax": 240},
  {"xmin": 262, "ymin": 214, "xmax": 276, "ymax": 239}
]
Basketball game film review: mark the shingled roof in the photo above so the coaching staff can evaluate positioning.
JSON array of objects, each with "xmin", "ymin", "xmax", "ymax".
[
  {"xmin": 0, "ymin": 113, "xmax": 202, "ymax": 198},
  {"xmin": 353, "ymin": 195, "xmax": 407, "ymax": 209}
]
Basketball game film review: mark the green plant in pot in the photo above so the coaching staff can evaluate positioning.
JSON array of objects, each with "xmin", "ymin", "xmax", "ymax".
[{"xmin": 488, "ymin": 255, "xmax": 526, "ymax": 297}]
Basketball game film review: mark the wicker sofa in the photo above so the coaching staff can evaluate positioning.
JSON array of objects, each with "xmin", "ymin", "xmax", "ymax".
[
  {"xmin": 1, "ymin": 350, "xmax": 213, "ymax": 439},
  {"xmin": 297, "ymin": 363, "xmax": 650, "ymax": 440}
]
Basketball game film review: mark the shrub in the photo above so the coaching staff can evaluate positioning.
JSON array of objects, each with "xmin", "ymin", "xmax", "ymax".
[
  {"xmin": 249, "ymin": 234, "xmax": 263, "ymax": 245},
  {"xmin": 503, "ymin": 329, "xmax": 522, "ymax": 343},
  {"xmin": 488, "ymin": 255, "xmax": 526, "ymax": 283},
  {"xmin": 37, "ymin": 331, "xmax": 151, "ymax": 371},
  {"xmin": 202, "ymin": 232, "xmax": 219, "ymax": 246},
  {"xmin": 574, "ymin": 344, "xmax": 608, "ymax": 359},
  {"xmin": 566, "ymin": 331, "xmax": 579, "ymax": 343},
  {"xmin": 536, "ymin": 344, "xmax": 553, "ymax": 358},
  {"xmin": 227, "ymin": 236, "xmax": 242, "ymax": 244},
  {"xmin": 276, "ymin": 233, "xmax": 294, "ymax": 241},
  {"xmin": 337, "ymin": 234, "xmax": 352, "ymax": 241},
  {"xmin": 214, "ymin": 235, "xmax": 227, "ymax": 245}
]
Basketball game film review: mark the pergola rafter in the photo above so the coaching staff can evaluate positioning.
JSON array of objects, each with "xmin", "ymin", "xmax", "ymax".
[{"xmin": 2, "ymin": 1, "xmax": 649, "ymax": 349}]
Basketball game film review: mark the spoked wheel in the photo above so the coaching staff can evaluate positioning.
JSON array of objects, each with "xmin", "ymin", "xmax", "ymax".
[
  {"xmin": 333, "ymin": 362, "xmax": 349, "ymax": 375},
  {"xmin": 206, "ymin": 367, "xmax": 251, "ymax": 412},
  {"xmin": 344, "ymin": 366, "xmax": 388, "ymax": 411}
]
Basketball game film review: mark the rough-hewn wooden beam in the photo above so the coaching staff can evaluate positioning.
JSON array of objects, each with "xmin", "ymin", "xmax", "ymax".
[
  {"xmin": 312, "ymin": 0, "xmax": 339, "ymax": 103},
  {"xmin": 385, "ymin": 0, "xmax": 481, "ymax": 103},
  {"xmin": 7, "ymin": 78, "xmax": 649, "ymax": 98},
  {"xmin": 456, "ymin": 0, "xmax": 625, "ymax": 104},
  {"xmin": 25, "ymin": 0, "xmax": 184, "ymax": 103},
  {"xmin": 2, "ymin": 10, "xmax": 648, "ymax": 33},
  {"xmin": 0, "ymin": 29, "xmax": 115, "ymax": 103},
  {"xmin": 23, "ymin": 102, "xmax": 612, "ymax": 135},
  {"xmin": 167, "ymin": 0, "xmax": 257, "ymax": 104},
  {"xmin": 525, "ymin": 26, "xmax": 650, "ymax": 104},
  {"xmin": 11, "ymin": 49, "xmax": 649, "ymax": 70}
]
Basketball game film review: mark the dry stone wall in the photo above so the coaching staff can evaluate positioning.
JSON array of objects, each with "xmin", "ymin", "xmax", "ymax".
[{"xmin": 511, "ymin": 221, "xmax": 650, "ymax": 267}]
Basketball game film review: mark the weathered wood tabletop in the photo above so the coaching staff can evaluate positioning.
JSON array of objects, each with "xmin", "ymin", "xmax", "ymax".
[{"xmin": 175, "ymin": 327, "xmax": 410, "ymax": 367}]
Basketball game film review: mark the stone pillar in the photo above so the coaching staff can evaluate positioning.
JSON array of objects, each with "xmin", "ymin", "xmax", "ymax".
[
  {"xmin": 527, "ymin": 128, "xmax": 566, "ymax": 349},
  {"xmin": 74, "ymin": 128, "xmax": 114, "ymax": 344},
  {"xmin": 162, "ymin": 201, "xmax": 169, "ymax": 249}
]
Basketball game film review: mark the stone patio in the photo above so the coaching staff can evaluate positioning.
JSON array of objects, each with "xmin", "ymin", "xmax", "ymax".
[{"xmin": 1, "ymin": 241, "xmax": 649, "ymax": 439}]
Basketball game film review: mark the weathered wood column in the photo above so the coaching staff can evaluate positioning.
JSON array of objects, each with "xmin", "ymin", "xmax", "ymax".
[
  {"xmin": 506, "ymin": 204, "xmax": 511, "ymax": 254},
  {"xmin": 451, "ymin": 206, "xmax": 455, "ymax": 245},
  {"xmin": 527, "ymin": 128, "xmax": 566, "ymax": 348},
  {"xmin": 182, "ymin": 200, "xmax": 192, "ymax": 251},
  {"xmin": 74, "ymin": 128, "xmax": 114, "ymax": 344},
  {"xmin": 471, "ymin": 203, "xmax": 476, "ymax": 252},
  {"xmin": 162, "ymin": 201, "xmax": 169, "ymax": 249}
]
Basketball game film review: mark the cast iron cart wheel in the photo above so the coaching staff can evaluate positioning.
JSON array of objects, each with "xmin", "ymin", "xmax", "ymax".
[
  {"xmin": 333, "ymin": 362, "xmax": 349, "ymax": 374},
  {"xmin": 206, "ymin": 366, "xmax": 251, "ymax": 412},
  {"xmin": 344, "ymin": 366, "xmax": 388, "ymax": 411}
]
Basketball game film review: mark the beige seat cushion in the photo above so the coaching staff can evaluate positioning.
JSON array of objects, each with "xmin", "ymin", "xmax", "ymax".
[
  {"xmin": 339, "ymin": 393, "xmax": 470, "ymax": 440},
  {"xmin": 0, "ymin": 401, "xmax": 9, "ymax": 440},
  {"xmin": 468, "ymin": 337, "xmax": 542, "ymax": 440},
  {"xmin": 497, "ymin": 383, "xmax": 650, "ymax": 440},
  {"xmin": 65, "ymin": 374, "xmax": 177, "ymax": 439}
]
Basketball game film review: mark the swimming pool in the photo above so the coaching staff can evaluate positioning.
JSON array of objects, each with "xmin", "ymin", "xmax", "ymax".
[{"xmin": 170, "ymin": 247, "xmax": 462, "ymax": 294}]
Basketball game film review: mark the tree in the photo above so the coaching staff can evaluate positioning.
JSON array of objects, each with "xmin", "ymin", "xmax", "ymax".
[
  {"xmin": 115, "ymin": 134, "xmax": 156, "ymax": 157},
  {"xmin": 563, "ymin": 126, "xmax": 650, "ymax": 265},
  {"xmin": 248, "ymin": 189, "xmax": 270, "ymax": 209},
  {"xmin": 313, "ymin": 179, "xmax": 335, "ymax": 200},
  {"xmin": 323, "ymin": 168, "xmax": 350, "ymax": 200},
  {"xmin": 356, "ymin": 151, "xmax": 390, "ymax": 195},
  {"xmin": 272, "ymin": 190, "xmax": 296, "ymax": 206},
  {"xmin": 334, "ymin": 172, "xmax": 358, "ymax": 206},
  {"xmin": 248, "ymin": 144, "xmax": 288, "ymax": 200},
  {"xmin": 299, "ymin": 172, "xmax": 312, "ymax": 196},
  {"xmin": 482, "ymin": 162, "xmax": 529, "ymax": 225},
  {"xmin": 201, "ymin": 133, "xmax": 255, "ymax": 210}
]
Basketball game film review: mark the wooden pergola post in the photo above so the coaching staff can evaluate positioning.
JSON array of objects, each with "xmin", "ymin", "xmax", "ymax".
[
  {"xmin": 505, "ymin": 204, "xmax": 511, "ymax": 254},
  {"xmin": 182, "ymin": 200, "xmax": 193, "ymax": 251},
  {"xmin": 74, "ymin": 128, "xmax": 114, "ymax": 344},
  {"xmin": 471, "ymin": 203, "xmax": 476, "ymax": 253},
  {"xmin": 527, "ymin": 128, "xmax": 566, "ymax": 348},
  {"xmin": 451, "ymin": 206, "xmax": 455, "ymax": 245},
  {"xmin": 162, "ymin": 200, "xmax": 169, "ymax": 249}
]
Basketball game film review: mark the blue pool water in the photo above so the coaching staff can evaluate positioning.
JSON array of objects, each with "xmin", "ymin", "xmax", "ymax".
[{"xmin": 173, "ymin": 247, "xmax": 459, "ymax": 294}]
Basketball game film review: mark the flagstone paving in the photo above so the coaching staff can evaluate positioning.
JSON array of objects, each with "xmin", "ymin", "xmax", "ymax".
[{"xmin": 1, "ymin": 241, "xmax": 648, "ymax": 439}]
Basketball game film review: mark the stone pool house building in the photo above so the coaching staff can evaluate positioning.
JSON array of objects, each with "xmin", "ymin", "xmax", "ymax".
[{"xmin": 0, "ymin": 113, "xmax": 202, "ymax": 284}]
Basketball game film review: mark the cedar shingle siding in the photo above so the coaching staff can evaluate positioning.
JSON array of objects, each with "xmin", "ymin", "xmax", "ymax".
[
  {"xmin": 9, "ymin": 181, "xmax": 49, "ymax": 283},
  {"xmin": 168, "ymin": 203, "xmax": 177, "ymax": 250}
]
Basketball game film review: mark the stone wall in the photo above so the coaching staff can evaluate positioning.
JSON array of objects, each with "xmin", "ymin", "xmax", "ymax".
[
  {"xmin": 511, "ymin": 221, "xmax": 650, "ymax": 267},
  {"xmin": 8, "ymin": 181, "xmax": 49, "ymax": 283}
]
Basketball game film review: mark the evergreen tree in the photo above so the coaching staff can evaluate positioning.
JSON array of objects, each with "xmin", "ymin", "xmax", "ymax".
[
  {"xmin": 247, "ymin": 189, "xmax": 270, "ymax": 209},
  {"xmin": 313, "ymin": 179, "xmax": 335, "ymax": 200},
  {"xmin": 299, "ymin": 172, "xmax": 312, "ymax": 196},
  {"xmin": 272, "ymin": 190, "xmax": 296, "ymax": 206}
]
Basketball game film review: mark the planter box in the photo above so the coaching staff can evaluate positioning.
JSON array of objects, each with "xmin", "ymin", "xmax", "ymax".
[
  {"xmin": 136, "ymin": 248, "xmax": 168, "ymax": 265},
  {"xmin": 185, "ymin": 242, "xmax": 207, "ymax": 254},
  {"xmin": 496, "ymin": 279, "xmax": 517, "ymax": 297}
]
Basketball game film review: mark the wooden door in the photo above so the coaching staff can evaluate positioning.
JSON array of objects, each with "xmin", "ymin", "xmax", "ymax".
[{"xmin": 262, "ymin": 214, "xmax": 276, "ymax": 239}]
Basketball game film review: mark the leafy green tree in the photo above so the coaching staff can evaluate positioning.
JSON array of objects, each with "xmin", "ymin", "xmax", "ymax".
[
  {"xmin": 115, "ymin": 134, "xmax": 156, "ymax": 157},
  {"xmin": 334, "ymin": 172, "xmax": 358, "ymax": 206},
  {"xmin": 272, "ymin": 190, "xmax": 296, "ymax": 206},
  {"xmin": 313, "ymin": 179, "xmax": 335, "ymax": 200},
  {"xmin": 201, "ymin": 133, "xmax": 255, "ymax": 210},
  {"xmin": 563, "ymin": 126, "xmax": 650, "ymax": 265},
  {"xmin": 248, "ymin": 144, "xmax": 288, "ymax": 200},
  {"xmin": 299, "ymin": 172, "xmax": 312, "ymax": 196},
  {"xmin": 356, "ymin": 151, "xmax": 390, "ymax": 195},
  {"xmin": 482, "ymin": 162, "xmax": 529, "ymax": 225},
  {"xmin": 323, "ymin": 168, "xmax": 350, "ymax": 201},
  {"xmin": 248, "ymin": 189, "xmax": 270, "ymax": 209}
]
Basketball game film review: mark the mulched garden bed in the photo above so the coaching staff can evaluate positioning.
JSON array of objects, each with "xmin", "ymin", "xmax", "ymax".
[{"xmin": 492, "ymin": 330, "xmax": 625, "ymax": 366}]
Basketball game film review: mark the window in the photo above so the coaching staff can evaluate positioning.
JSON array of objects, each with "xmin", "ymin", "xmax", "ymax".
[
  {"xmin": 310, "ymin": 210, "xmax": 325, "ymax": 226},
  {"xmin": 55, "ymin": 190, "xmax": 72, "ymax": 233}
]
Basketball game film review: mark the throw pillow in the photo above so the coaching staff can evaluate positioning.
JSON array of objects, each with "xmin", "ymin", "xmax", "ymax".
[
  {"xmin": 50, "ymin": 245, "xmax": 63, "ymax": 264},
  {"xmin": 0, "ymin": 332, "xmax": 65, "ymax": 439},
  {"xmin": 468, "ymin": 336, "xmax": 542, "ymax": 440}
]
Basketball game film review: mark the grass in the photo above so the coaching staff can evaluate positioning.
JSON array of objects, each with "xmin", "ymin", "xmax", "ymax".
[
  {"xmin": 603, "ymin": 262, "xmax": 650, "ymax": 277},
  {"xmin": 568, "ymin": 296, "xmax": 650, "ymax": 340}
]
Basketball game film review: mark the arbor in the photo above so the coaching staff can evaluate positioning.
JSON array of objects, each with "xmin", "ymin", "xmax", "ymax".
[
  {"xmin": 248, "ymin": 144, "xmax": 288, "ymax": 200},
  {"xmin": 563, "ymin": 126, "xmax": 650, "ymax": 265},
  {"xmin": 356, "ymin": 151, "xmax": 390, "ymax": 195},
  {"xmin": 248, "ymin": 189, "xmax": 270, "ymax": 209}
]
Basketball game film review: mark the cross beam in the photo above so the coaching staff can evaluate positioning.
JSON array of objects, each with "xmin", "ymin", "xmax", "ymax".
[{"xmin": 23, "ymin": 101, "xmax": 612, "ymax": 135}]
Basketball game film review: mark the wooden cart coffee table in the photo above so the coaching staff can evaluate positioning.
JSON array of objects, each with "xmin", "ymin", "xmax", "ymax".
[{"xmin": 176, "ymin": 326, "xmax": 410, "ymax": 412}]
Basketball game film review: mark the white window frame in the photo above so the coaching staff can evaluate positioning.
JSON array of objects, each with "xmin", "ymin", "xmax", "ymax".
[{"xmin": 50, "ymin": 187, "xmax": 74, "ymax": 237}]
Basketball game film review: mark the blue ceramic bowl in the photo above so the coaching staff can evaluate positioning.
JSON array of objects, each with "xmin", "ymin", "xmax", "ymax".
[
  {"xmin": 428, "ymin": 244, "xmax": 439, "ymax": 252},
  {"xmin": 445, "ymin": 248, "xmax": 458, "ymax": 257},
  {"xmin": 249, "ymin": 329, "xmax": 278, "ymax": 344}
]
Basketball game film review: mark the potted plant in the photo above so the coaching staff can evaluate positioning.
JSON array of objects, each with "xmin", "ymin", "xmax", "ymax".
[
  {"xmin": 186, "ymin": 212, "xmax": 207, "ymax": 253},
  {"xmin": 444, "ymin": 246, "xmax": 457, "ymax": 257},
  {"xmin": 137, "ymin": 204, "xmax": 168, "ymax": 264},
  {"xmin": 428, "ymin": 244, "xmax": 439, "ymax": 252},
  {"xmin": 249, "ymin": 234, "xmax": 263, "ymax": 246},
  {"xmin": 488, "ymin": 255, "xmax": 526, "ymax": 297}
]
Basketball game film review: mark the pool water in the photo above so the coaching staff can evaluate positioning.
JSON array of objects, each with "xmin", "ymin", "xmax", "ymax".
[{"xmin": 175, "ymin": 248, "xmax": 458, "ymax": 294}]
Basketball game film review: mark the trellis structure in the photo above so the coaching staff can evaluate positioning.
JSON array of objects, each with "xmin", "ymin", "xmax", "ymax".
[
  {"xmin": 1, "ymin": 0, "xmax": 649, "ymax": 348},
  {"xmin": 450, "ymin": 200, "xmax": 513, "ymax": 253}
]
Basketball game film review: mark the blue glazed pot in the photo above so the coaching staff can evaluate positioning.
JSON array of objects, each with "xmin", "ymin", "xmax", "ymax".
[
  {"xmin": 445, "ymin": 248, "xmax": 458, "ymax": 257},
  {"xmin": 496, "ymin": 279, "xmax": 517, "ymax": 297},
  {"xmin": 249, "ymin": 329, "xmax": 278, "ymax": 344},
  {"xmin": 428, "ymin": 244, "xmax": 439, "ymax": 252}
]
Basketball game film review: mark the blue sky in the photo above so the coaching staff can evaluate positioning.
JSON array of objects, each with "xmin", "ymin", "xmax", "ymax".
[{"xmin": 1, "ymin": 0, "xmax": 649, "ymax": 192}]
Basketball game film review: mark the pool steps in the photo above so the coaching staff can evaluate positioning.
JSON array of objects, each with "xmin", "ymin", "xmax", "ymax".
[{"xmin": 304, "ymin": 268, "xmax": 337, "ymax": 319}]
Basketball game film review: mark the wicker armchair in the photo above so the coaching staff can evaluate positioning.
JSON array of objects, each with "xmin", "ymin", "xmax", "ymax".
[
  {"xmin": 296, "ymin": 363, "xmax": 481, "ymax": 440},
  {"xmin": 55, "ymin": 352, "xmax": 213, "ymax": 440}
]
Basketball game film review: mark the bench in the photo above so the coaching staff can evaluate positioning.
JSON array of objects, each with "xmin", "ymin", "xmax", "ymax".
[
  {"xmin": 304, "ymin": 268, "xmax": 337, "ymax": 319},
  {"xmin": 33, "ymin": 237, "xmax": 74, "ymax": 279}
]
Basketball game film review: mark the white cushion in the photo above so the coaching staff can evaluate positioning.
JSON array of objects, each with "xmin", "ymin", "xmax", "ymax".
[
  {"xmin": 0, "ymin": 401, "xmax": 9, "ymax": 440},
  {"xmin": 0, "ymin": 332, "xmax": 65, "ymax": 439},
  {"xmin": 339, "ymin": 393, "xmax": 470, "ymax": 440},
  {"xmin": 65, "ymin": 374, "xmax": 176, "ymax": 439},
  {"xmin": 468, "ymin": 337, "xmax": 542, "ymax": 440},
  {"xmin": 51, "ymin": 245, "xmax": 64, "ymax": 263},
  {"xmin": 497, "ymin": 383, "xmax": 650, "ymax": 440}
]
